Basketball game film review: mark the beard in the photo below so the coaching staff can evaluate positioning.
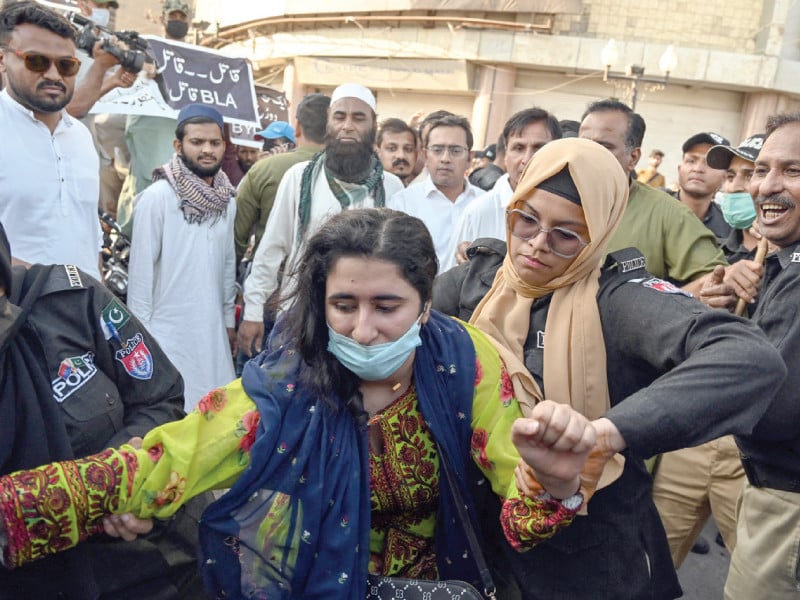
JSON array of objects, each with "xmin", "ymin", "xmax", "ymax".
[
  {"xmin": 324, "ymin": 126, "xmax": 377, "ymax": 181},
  {"xmin": 180, "ymin": 152, "xmax": 223, "ymax": 179},
  {"xmin": 7, "ymin": 77, "xmax": 72, "ymax": 114}
]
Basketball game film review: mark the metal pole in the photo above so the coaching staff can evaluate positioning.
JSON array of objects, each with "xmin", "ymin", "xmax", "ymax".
[{"xmin": 630, "ymin": 74, "xmax": 641, "ymax": 111}]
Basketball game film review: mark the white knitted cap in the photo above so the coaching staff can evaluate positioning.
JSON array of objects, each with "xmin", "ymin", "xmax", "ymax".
[{"xmin": 330, "ymin": 83, "xmax": 377, "ymax": 112}]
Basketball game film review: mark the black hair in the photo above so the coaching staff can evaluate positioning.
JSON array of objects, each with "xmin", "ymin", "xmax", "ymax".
[
  {"xmin": 175, "ymin": 116, "xmax": 221, "ymax": 141},
  {"xmin": 495, "ymin": 132, "xmax": 505, "ymax": 156},
  {"xmin": 0, "ymin": 1, "xmax": 76, "ymax": 45},
  {"xmin": 296, "ymin": 93, "xmax": 330, "ymax": 144},
  {"xmin": 425, "ymin": 114, "xmax": 474, "ymax": 151},
  {"xmin": 503, "ymin": 107, "xmax": 562, "ymax": 146},
  {"xmin": 377, "ymin": 117, "xmax": 415, "ymax": 147},
  {"xmin": 581, "ymin": 98, "xmax": 646, "ymax": 149},
  {"xmin": 765, "ymin": 112, "xmax": 800, "ymax": 138},
  {"xmin": 416, "ymin": 109, "xmax": 454, "ymax": 142},
  {"xmin": 279, "ymin": 208, "xmax": 437, "ymax": 417}
]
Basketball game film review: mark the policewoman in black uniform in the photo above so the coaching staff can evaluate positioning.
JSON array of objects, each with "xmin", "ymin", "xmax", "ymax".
[
  {"xmin": 0, "ymin": 223, "xmax": 209, "ymax": 599},
  {"xmin": 433, "ymin": 138, "xmax": 785, "ymax": 600}
]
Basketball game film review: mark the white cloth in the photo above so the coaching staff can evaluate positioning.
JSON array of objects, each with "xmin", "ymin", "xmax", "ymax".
[
  {"xmin": 452, "ymin": 173, "xmax": 514, "ymax": 246},
  {"xmin": 0, "ymin": 89, "xmax": 102, "ymax": 279},
  {"xmin": 388, "ymin": 175, "xmax": 484, "ymax": 273},
  {"xmin": 127, "ymin": 180, "xmax": 237, "ymax": 411},
  {"xmin": 242, "ymin": 161, "xmax": 404, "ymax": 321}
]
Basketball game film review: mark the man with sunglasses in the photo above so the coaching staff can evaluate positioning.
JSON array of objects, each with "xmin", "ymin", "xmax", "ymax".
[
  {"xmin": 389, "ymin": 113, "xmax": 484, "ymax": 273},
  {"xmin": 0, "ymin": 1, "xmax": 103, "ymax": 281}
]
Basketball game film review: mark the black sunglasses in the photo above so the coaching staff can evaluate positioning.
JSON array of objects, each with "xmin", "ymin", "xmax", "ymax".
[{"xmin": 3, "ymin": 47, "xmax": 81, "ymax": 77}]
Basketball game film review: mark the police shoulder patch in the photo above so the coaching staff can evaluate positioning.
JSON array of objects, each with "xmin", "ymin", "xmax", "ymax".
[
  {"xmin": 115, "ymin": 333, "xmax": 154, "ymax": 380},
  {"xmin": 640, "ymin": 277, "xmax": 693, "ymax": 297},
  {"xmin": 100, "ymin": 297, "xmax": 131, "ymax": 340}
]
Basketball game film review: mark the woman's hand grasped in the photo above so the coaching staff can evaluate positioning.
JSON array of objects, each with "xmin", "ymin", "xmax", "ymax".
[{"xmin": 511, "ymin": 400, "xmax": 596, "ymax": 499}]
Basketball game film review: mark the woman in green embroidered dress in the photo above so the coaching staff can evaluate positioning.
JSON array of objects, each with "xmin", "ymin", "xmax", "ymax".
[{"xmin": 0, "ymin": 209, "xmax": 597, "ymax": 598}]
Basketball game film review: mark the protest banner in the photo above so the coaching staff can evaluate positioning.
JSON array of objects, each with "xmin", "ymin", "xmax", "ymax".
[
  {"xmin": 91, "ymin": 36, "xmax": 260, "ymax": 128},
  {"xmin": 229, "ymin": 85, "xmax": 290, "ymax": 148}
]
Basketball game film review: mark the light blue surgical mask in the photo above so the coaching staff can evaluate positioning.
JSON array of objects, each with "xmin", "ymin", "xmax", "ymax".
[
  {"xmin": 720, "ymin": 192, "xmax": 757, "ymax": 229},
  {"xmin": 91, "ymin": 8, "xmax": 111, "ymax": 27},
  {"xmin": 327, "ymin": 310, "xmax": 425, "ymax": 381}
]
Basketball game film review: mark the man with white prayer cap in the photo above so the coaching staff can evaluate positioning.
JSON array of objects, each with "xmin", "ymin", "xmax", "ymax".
[{"xmin": 238, "ymin": 83, "xmax": 404, "ymax": 355}]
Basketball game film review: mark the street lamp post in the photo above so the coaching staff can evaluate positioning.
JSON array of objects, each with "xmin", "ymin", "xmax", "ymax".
[{"xmin": 600, "ymin": 39, "xmax": 678, "ymax": 110}]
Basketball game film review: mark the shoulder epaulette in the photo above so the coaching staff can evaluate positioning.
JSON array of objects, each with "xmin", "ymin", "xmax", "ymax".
[{"xmin": 603, "ymin": 247, "xmax": 647, "ymax": 275}]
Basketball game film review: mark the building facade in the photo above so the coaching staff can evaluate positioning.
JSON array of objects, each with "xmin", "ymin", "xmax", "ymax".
[{"xmin": 188, "ymin": 0, "xmax": 799, "ymax": 184}]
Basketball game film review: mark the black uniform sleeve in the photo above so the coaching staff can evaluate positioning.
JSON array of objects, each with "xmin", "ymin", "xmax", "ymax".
[
  {"xmin": 432, "ymin": 238, "xmax": 506, "ymax": 321},
  {"xmin": 432, "ymin": 263, "xmax": 468, "ymax": 318},
  {"xmin": 599, "ymin": 271, "xmax": 786, "ymax": 457},
  {"xmin": 86, "ymin": 284, "xmax": 185, "ymax": 449}
]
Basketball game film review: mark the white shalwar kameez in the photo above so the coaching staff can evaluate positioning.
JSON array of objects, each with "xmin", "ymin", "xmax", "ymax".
[{"xmin": 128, "ymin": 180, "xmax": 236, "ymax": 411}]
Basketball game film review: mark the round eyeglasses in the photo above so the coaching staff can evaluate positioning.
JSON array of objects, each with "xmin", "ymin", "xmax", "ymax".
[{"xmin": 506, "ymin": 209, "xmax": 589, "ymax": 258}]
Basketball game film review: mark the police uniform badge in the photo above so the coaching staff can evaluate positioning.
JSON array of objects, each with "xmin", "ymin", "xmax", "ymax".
[
  {"xmin": 52, "ymin": 352, "xmax": 97, "ymax": 402},
  {"xmin": 115, "ymin": 333, "xmax": 154, "ymax": 380},
  {"xmin": 640, "ymin": 277, "xmax": 693, "ymax": 297}
]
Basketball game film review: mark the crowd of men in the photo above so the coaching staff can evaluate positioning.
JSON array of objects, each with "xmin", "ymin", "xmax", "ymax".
[{"xmin": 2, "ymin": 0, "xmax": 800, "ymax": 598}]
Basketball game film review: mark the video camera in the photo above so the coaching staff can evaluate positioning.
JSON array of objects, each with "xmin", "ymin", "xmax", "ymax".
[{"xmin": 70, "ymin": 13, "xmax": 151, "ymax": 74}]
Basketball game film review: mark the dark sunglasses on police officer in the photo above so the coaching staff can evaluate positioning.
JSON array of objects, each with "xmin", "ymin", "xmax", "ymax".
[{"xmin": 2, "ymin": 46, "xmax": 81, "ymax": 77}]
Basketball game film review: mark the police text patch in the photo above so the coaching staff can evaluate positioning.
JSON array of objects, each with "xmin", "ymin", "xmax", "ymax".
[
  {"xmin": 64, "ymin": 265, "xmax": 82, "ymax": 288},
  {"xmin": 52, "ymin": 352, "xmax": 97, "ymax": 403}
]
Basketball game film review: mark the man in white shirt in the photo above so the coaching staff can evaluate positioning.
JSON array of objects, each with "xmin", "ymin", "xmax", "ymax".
[
  {"xmin": 0, "ymin": 2, "xmax": 102, "ymax": 279},
  {"xmin": 452, "ymin": 108, "xmax": 562, "ymax": 263},
  {"xmin": 389, "ymin": 114, "xmax": 483, "ymax": 273},
  {"xmin": 376, "ymin": 117, "xmax": 418, "ymax": 187},
  {"xmin": 237, "ymin": 83, "xmax": 404, "ymax": 356},
  {"xmin": 127, "ymin": 104, "xmax": 237, "ymax": 410}
]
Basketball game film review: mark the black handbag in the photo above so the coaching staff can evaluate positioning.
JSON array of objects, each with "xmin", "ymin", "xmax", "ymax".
[
  {"xmin": 365, "ymin": 575, "xmax": 484, "ymax": 599},
  {"xmin": 365, "ymin": 441, "xmax": 497, "ymax": 599}
]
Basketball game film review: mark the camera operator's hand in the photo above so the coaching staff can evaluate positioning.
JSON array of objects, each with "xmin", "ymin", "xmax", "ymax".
[
  {"xmin": 141, "ymin": 62, "xmax": 158, "ymax": 79},
  {"xmin": 92, "ymin": 39, "xmax": 122, "ymax": 69},
  {"xmin": 107, "ymin": 68, "xmax": 138, "ymax": 89}
]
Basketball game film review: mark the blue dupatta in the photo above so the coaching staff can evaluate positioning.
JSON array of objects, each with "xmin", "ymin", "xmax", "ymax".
[{"xmin": 199, "ymin": 311, "xmax": 481, "ymax": 599}]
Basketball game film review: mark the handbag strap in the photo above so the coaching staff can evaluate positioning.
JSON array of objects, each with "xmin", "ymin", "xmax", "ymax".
[{"xmin": 436, "ymin": 441, "xmax": 497, "ymax": 600}]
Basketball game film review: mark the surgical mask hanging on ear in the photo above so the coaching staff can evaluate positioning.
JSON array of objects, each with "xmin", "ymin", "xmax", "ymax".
[
  {"xmin": 165, "ymin": 19, "xmax": 189, "ymax": 40},
  {"xmin": 90, "ymin": 8, "xmax": 110, "ymax": 28},
  {"xmin": 720, "ymin": 192, "xmax": 757, "ymax": 230},
  {"xmin": 327, "ymin": 311, "xmax": 425, "ymax": 381}
]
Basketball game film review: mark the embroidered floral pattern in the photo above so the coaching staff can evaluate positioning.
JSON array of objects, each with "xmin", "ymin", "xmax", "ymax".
[
  {"xmin": 197, "ymin": 388, "xmax": 228, "ymax": 420},
  {"xmin": 500, "ymin": 495, "xmax": 580, "ymax": 551},
  {"xmin": 471, "ymin": 428, "xmax": 493, "ymax": 470},
  {"xmin": 147, "ymin": 443, "xmax": 164, "ymax": 462},
  {"xmin": 153, "ymin": 471, "xmax": 187, "ymax": 507},
  {"xmin": 369, "ymin": 386, "xmax": 439, "ymax": 579},
  {"xmin": 234, "ymin": 409, "xmax": 261, "ymax": 465},
  {"xmin": 499, "ymin": 368, "xmax": 514, "ymax": 407},
  {"xmin": 474, "ymin": 357, "xmax": 484, "ymax": 386},
  {"xmin": 0, "ymin": 449, "xmax": 126, "ymax": 568}
]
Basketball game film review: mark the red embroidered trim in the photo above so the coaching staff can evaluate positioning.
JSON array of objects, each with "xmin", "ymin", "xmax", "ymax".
[
  {"xmin": 500, "ymin": 494, "xmax": 579, "ymax": 552},
  {"xmin": 0, "ymin": 473, "xmax": 31, "ymax": 568}
]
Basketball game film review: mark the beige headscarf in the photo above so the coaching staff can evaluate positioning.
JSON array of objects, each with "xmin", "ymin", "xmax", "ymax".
[{"xmin": 470, "ymin": 137, "xmax": 630, "ymax": 489}]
